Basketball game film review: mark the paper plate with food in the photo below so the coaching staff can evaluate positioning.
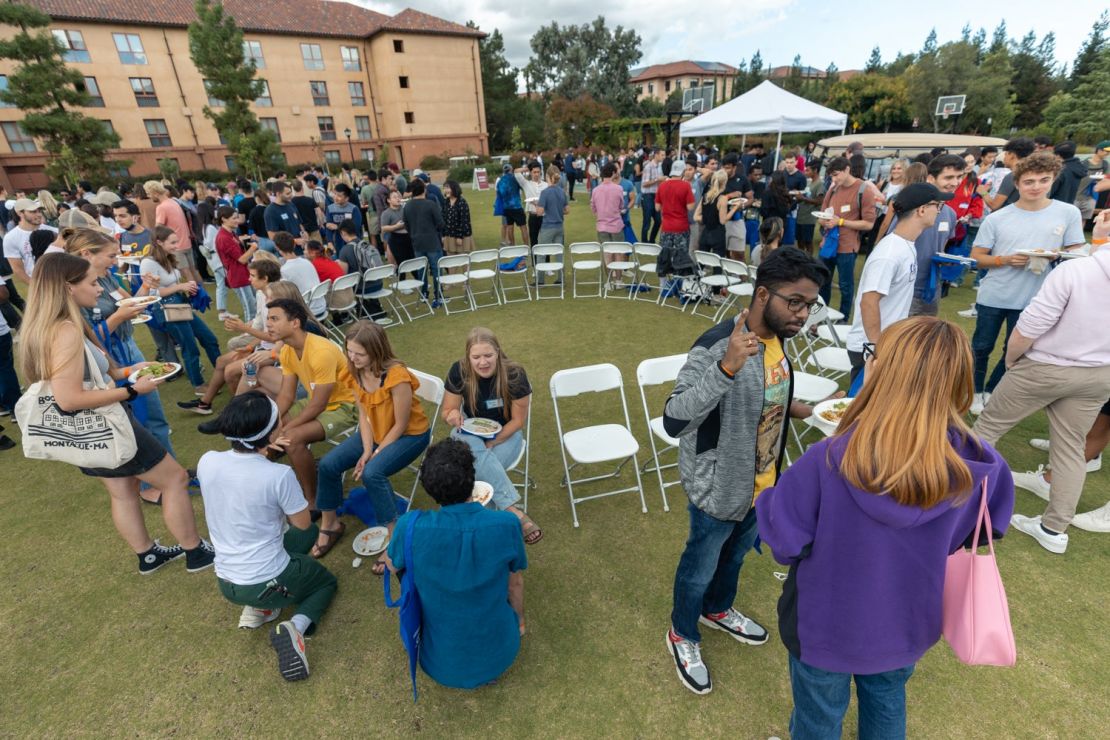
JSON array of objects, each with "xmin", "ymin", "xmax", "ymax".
[
  {"xmin": 810, "ymin": 210, "xmax": 835, "ymax": 221},
  {"xmin": 352, "ymin": 526, "xmax": 389, "ymax": 556},
  {"xmin": 115, "ymin": 294, "xmax": 161, "ymax": 308},
  {"xmin": 461, "ymin": 417, "xmax": 502, "ymax": 439},
  {"xmin": 127, "ymin": 362, "xmax": 181, "ymax": 383},
  {"xmin": 811, "ymin": 398, "xmax": 852, "ymax": 435},
  {"xmin": 1016, "ymin": 248, "xmax": 1059, "ymax": 258},
  {"xmin": 130, "ymin": 313, "xmax": 153, "ymax": 325},
  {"xmin": 471, "ymin": 481, "xmax": 494, "ymax": 507}
]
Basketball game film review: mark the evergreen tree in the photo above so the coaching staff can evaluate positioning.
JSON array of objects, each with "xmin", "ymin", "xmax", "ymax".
[
  {"xmin": 989, "ymin": 21, "xmax": 1008, "ymax": 54},
  {"xmin": 1010, "ymin": 31, "xmax": 1060, "ymax": 128},
  {"xmin": 0, "ymin": 2, "xmax": 124, "ymax": 186},
  {"xmin": 865, "ymin": 47, "xmax": 883, "ymax": 73},
  {"xmin": 188, "ymin": 0, "xmax": 280, "ymax": 178},
  {"xmin": 472, "ymin": 25, "xmax": 524, "ymax": 151},
  {"xmin": 1045, "ymin": 46, "xmax": 1110, "ymax": 140},
  {"xmin": 1069, "ymin": 12, "xmax": 1108, "ymax": 89},
  {"xmin": 922, "ymin": 28, "xmax": 939, "ymax": 54}
]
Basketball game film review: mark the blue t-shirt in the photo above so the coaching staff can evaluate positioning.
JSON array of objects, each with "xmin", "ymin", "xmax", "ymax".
[
  {"xmin": 388, "ymin": 504, "xmax": 526, "ymax": 689},
  {"xmin": 324, "ymin": 202, "xmax": 361, "ymax": 248},
  {"xmin": 263, "ymin": 201, "xmax": 302, "ymax": 237},
  {"xmin": 538, "ymin": 184, "xmax": 567, "ymax": 228}
]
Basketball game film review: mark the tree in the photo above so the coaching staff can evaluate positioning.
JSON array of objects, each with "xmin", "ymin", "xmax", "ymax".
[
  {"xmin": 783, "ymin": 54, "xmax": 804, "ymax": 93},
  {"xmin": 1045, "ymin": 46, "xmax": 1110, "ymax": 140},
  {"xmin": 0, "ymin": 2, "xmax": 124, "ymax": 186},
  {"xmin": 922, "ymin": 28, "xmax": 939, "ymax": 54},
  {"xmin": 472, "ymin": 25, "xmax": 521, "ymax": 151},
  {"xmin": 826, "ymin": 74, "xmax": 912, "ymax": 132},
  {"xmin": 663, "ymin": 87, "xmax": 684, "ymax": 112},
  {"xmin": 733, "ymin": 51, "xmax": 765, "ymax": 97},
  {"xmin": 963, "ymin": 48, "xmax": 1015, "ymax": 134},
  {"xmin": 865, "ymin": 47, "xmax": 883, "ymax": 73},
  {"xmin": 545, "ymin": 95, "xmax": 615, "ymax": 147},
  {"xmin": 989, "ymin": 21, "xmax": 1008, "ymax": 54},
  {"xmin": 523, "ymin": 16, "xmax": 641, "ymax": 115},
  {"xmin": 1069, "ymin": 11, "xmax": 1108, "ymax": 89},
  {"xmin": 188, "ymin": 0, "xmax": 280, "ymax": 178},
  {"xmin": 1010, "ymin": 31, "xmax": 1060, "ymax": 129}
]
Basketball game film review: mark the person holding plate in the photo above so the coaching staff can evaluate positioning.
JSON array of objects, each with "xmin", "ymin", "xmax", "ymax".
[{"xmin": 441, "ymin": 327, "xmax": 542, "ymax": 544}]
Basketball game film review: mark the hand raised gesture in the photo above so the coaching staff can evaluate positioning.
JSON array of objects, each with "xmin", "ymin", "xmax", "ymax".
[{"xmin": 721, "ymin": 309, "xmax": 760, "ymax": 375}]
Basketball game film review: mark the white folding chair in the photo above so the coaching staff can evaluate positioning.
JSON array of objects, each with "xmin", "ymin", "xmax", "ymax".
[
  {"xmin": 324, "ymin": 272, "xmax": 361, "ymax": 338},
  {"xmin": 788, "ymin": 371, "xmax": 840, "ymax": 460},
  {"xmin": 532, "ymin": 244, "xmax": 565, "ymax": 300},
  {"xmin": 394, "ymin": 257, "xmax": 433, "ymax": 321},
  {"xmin": 636, "ymin": 353, "xmax": 688, "ymax": 513},
  {"xmin": 568, "ymin": 242, "xmax": 602, "ymax": 298},
  {"xmin": 468, "ymin": 249, "xmax": 502, "ymax": 309},
  {"xmin": 358, "ymin": 264, "xmax": 403, "ymax": 327},
  {"xmin": 498, "ymin": 245, "xmax": 532, "ymax": 303},
  {"xmin": 712, "ymin": 258, "xmax": 755, "ymax": 322},
  {"xmin": 631, "ymin": 242, "xmax": 662, "ymax": 303},
  {"xmin": 550, "ymin": 363, "xmax": 646, "ymax": 528},
  {"xmin": 436, "ymin": 254, "xmax": 474, "ymax": 314},
  {"xmin": 303, "ymin": 279, "xmax": 334, "ymax": 336},
  {"xmin": 689, "ymin": 251, "xmax": 736, "ymax": 319},
  {"xmin": 406, "ymin": 369, "xmax": 446, "ymax": 503},
  {"xmin": 601, "ymin": 241, "xmax": 636, "ymax": 298},
  {"xmin": 505, "ymin": 397, "xmax": 535, "ymax": 511}
]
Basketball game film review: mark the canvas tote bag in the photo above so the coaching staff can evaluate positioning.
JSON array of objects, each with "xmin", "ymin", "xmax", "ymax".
[
  {"xmin": 941, "ymin": 479, "xmax": 1017, "ymax": 666},
  {"xmin": 15, "ymin": 341, "xmax": 137, "ymax": 468}
]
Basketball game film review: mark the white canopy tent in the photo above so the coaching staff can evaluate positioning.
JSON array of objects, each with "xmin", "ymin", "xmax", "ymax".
[{"xmin": 678, "ymin": 80, "xmax": 848, "ymax": 166}]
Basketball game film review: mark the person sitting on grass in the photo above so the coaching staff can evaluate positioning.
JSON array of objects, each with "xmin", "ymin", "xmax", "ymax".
[
  {"xmin": 315, "ymin": 321, "xmax": 431, "ymax": 563},
  {"xmin": 384, "ymin": 438, "xmax": 526, "ymax": 690},
  {"xmin": 179, "ymin": 258, "xmax": 281, "ymax": 415},
  {"xmin": 442, "ymin": 327, "xmax": 542, "ymax": 544},
  {"xmin": 197, "ymin": 390, "xmax": 337, "ymax": 682}
]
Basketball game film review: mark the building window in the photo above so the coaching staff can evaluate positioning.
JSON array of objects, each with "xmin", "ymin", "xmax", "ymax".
[
  {"xmin": 79, "ymin": 76, "xmax": 104, "ymax": 107},
  {"xmin": 317, "ymin": 116, "xmax": 336, "ymax": 141},
  {"xmin": 310, "ymin": 81, "xmax": 329, "ymax": 106},
  {"xmin": 355, "ymin": 115, "xmax": 371, "ymax": 140},
  {"xmin": 113, "ymin": 33, "xmax": 147, "ymax": 65},
  {"xmin": 341, "ymin": 46, "xmax": 361, "ymax": 72},
  {"xmin": 301, "ymin": 43, "xmax": 324, "ymax": 70},
  {"xmin": 204, "ymin": 80, "xmax": 224, "ymax": 108},
  {"xmin": 144, "ymin": 119, "xmax": 171, "ymax": 147},
  {"xmin": 675, "ymin": 80, "xmax": 682, "ymax": 90},
  {"xmin": 399, "ymin": 76, "xmax": 409, "ymax": 89},
  {"xmin": 225, "ymin": 156, "xmax": 236, "ymax": 170},
  {"xmin": 259, "ymin": 117, "xmax": 281, "ymax": 142},
  {"xmin": 403, "ymin": 111, "xmax": 414, "ymax": 124},
  {"xmin": 254, "ymin": 80, "xmax": 272, "ymax": 107},
  {"xmin": 2, "ymin": 122, "xmax": 36, "ymax": 153},
  {"xmin": 348, "ymin": 81, "xmax": 365, "ymax": 106},
  {"xmin": 242, "ymin": 40, "xmax": 264, "ymax": 69},
  {"xmin": 130, "ymin": 77, "xmax": 158, "ymax": 107},
  {"xmin": 393, "ymin": 39, "xmax": 404, "ymax": 53},
  {"xmin": 0, "ymin": 76, "xmax": 15, "ymax": 108},
  {"xmin": 664, "ymin": 80, "xmax": 671, "ymax": 92},
  {"xmin": 52, "ymin": 30, "xmax": 90, "ymax": 63},
  {"xmin": 100, "ymin": 120, "xmax": 115, "ymax": 137},
  {"xmin": 648, "ymin": 83, "xmax": 654, "ymax": 94},
  {"xmin": 107, "ymin": 162, "xmax": 130, "ymax": 178},
  {"xmin": 324, "ymin": 150, "xmax": 341, "ymax": 165},
  {"xmin": 359, "ymin": 148, "xmax": 375, "ymax": 161}
]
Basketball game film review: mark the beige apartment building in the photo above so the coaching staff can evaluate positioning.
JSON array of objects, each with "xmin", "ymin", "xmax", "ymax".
[
  {"xmin": 630, "ymin": 60, "xmax": 737, "ymax": 104},
  {"xmin": 0, "ymin": 0, "xmax": 487, "ymax": 191}
]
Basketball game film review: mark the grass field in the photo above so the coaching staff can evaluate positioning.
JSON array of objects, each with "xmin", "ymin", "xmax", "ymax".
[{"xmin": 2, "ymin": 189, "xmax": 1108, "ymax": 738}]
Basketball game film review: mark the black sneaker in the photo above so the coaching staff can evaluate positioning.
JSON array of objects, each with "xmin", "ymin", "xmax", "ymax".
[
  {"xmin": 137, "ymin": 539, "xmax": 184, "ymax": 575},
  {"xmin": 178, "ymin": 399, "xmax": 213, "ymax": 415},
  {"xmin": 185, "ymin": 538, "xmax": 216, "ymax": 572},
  {"xmin": 197, "ymin": 418, "xmax": 221, "ymax": 435},
  {"xmin": 270, "ymin": 621, "xmax": 310, "ymax": 681}
]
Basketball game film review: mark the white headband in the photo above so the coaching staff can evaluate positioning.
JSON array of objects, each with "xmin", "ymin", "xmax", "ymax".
[{"xmin": 225, "ymin": 397, "xmax": 279, "ymax": 449}]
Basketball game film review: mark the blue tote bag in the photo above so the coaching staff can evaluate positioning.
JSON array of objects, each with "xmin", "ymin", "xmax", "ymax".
[
  {"xmin": 818, "ymin": 226, "xmax": 840, "ymax": 260},
  {"xmin": 384, "ymin": 510, "xmax": 423, "ymax": 700}
]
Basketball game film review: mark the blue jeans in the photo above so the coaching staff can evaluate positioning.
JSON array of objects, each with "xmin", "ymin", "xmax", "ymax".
[
  {"xmin": 121, "ymin": 336, "xmax": 174, "ymax": 457},
  {"xmin": 971, "ymin": 304, "xmax": 1022, "ymax": 393},
  {"xmin": 412, "ymin": 246, "xmax": 443, "ymax": 300},
  {"xmin": 231, "ymin": 285, "xmax": 255, "ymax": 323},
  {"xmin": 671, "ymin": 504, "xmax": 759, "ymax": 642},
  {"xmin": 784, "ymin": 214, "xmax": 798, "ymax": 245},
  {"xmin": 316, "ymin": 430, "xmax": 430, "ymax": 524},
  {"xmin": 640, "ymin": 193, "xmax": 660, "ymax": 243},
  {"xmin": 451, "ymin": 428, "xmax": 523, "ymax": 510},
  {"xmin": 745, "ymin": 218, "xmax": 761, "ymax": 255},
  {"xmin": 212, "ymin": 265, "xmax": 228, "ymax": 311},
  {"xmin": 165, "ymin": 310, "xmax": 221, "ymax": 387},
  {"xmin": 788, "ymin": 653, "xmax": 914, "ymax": 740},
  {"xmin": 0, "ymin": 331, "xmax": 20, "ymax": 413},
  {"xmin": 819, "ymin": 252, "xmax": 857, "ymax": 318}
]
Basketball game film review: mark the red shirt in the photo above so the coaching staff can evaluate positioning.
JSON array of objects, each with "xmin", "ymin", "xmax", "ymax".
[
  {"xmin": 311, "ymin": 255, "xmax": 345, "ymax": 283},
  {"xmin": 215, "ymin": 228, "xmax": 250, "ymax": 288},
  {"xmin": 657, "ymin": 179, "xmax": 694, "ymax": 233}
]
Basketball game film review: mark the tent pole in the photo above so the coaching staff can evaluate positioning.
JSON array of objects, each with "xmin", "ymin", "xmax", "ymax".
[
  {"xmin": 774, "ymin": 127, "xmax": 782, "ymax": 170},
  {"xmin": 741, "ymin": 134, "xmax": 746, "ymax": 149},
  {"xmin": 841, "ymin": 122, "xmax": 846, "ymax": 135}
]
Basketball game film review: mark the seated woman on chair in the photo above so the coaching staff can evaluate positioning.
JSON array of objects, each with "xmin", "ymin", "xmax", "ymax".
[{"xmin": 442, "ymin": 327, "xmax": 542, "ymax": 544}]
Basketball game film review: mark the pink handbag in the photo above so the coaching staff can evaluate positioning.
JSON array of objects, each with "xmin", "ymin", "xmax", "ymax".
[{"xmin": 942, "ymin": 480, "xmax": 1017, "ymax": 666}]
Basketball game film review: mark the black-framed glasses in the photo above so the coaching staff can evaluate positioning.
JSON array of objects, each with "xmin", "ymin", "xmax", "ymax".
[
  {"xmin": 862, "ymin": 342, "xmax": 878, "ymax": 362},
  {"xmin": 766, "ymin": 288, "xmax": 820, "ymax": 314}
]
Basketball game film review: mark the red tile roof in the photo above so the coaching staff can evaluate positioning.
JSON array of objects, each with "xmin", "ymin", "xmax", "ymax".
[
  {"xmin": 22, "ymin": 0, "xmax": 480, "ymax": 40},
  {"xmin": 630, "ymin": 60, "xmax": 737, "ymax": 82}
]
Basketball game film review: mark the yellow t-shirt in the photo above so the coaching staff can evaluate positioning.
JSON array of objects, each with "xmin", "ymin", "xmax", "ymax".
[
  {"xmin": 280, "ymin": 333, "xmax": 356, "ymax": 411},
  {"xmin": 753, "ymin": 336, "xmax": 790, "ymax": 498}
]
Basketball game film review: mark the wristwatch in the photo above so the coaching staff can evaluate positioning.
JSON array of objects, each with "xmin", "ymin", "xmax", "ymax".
[{"xmin": 124, "ymin": 384, "xmax": 139, "ymax": 401}]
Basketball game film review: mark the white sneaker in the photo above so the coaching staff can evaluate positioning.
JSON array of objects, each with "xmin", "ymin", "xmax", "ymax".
[
  {"xmin": 970, "ymin": 392, "xmax": 990, "ymax": 415},
  {"xmin": 1070, "ymin": 502, "xmax": 1110, "ymax": 532},
  {"xmin": 239, "ymin": 605, "xmax": 282, "ymax": 629},
  {"xmin": 957, "ymin": 305, "xmax": 978, "ymax": 318},
  {"xmin": 1010, "ymin": 514, "xmax": 1068, "ymax": 554},
  {"xmin": 1012, "ymin": 468, "xmax": 1051, "ymax": 501},
  {"xmin": 1028, "ymin": 438, "xmax": 1050, "ymax": 452},
  {"xmin": 1025, "ymin": 440, "xmax": 1102, "ymax": 473}
]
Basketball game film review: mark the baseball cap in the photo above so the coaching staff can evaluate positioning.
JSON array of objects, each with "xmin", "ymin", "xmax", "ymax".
[
  {"xmin": 669, "ymin": 161, "xmax": 686, "ymax": 177},
  {"xmin": 893, "ymin": 182, "xmax": 954, "ymax": 212},
  {"xmin": 1097, "ymin": 140, "xmax": 1110, "ymax": 153},
  {"xmin": 90, "ymin": 191, "xmax": 120, "ymax": 206},
  {"xmin": 502, "ymin": 163, "xmax": 512, "ymax": 173},
  {"xmin": 13, "ymin": 198, "xmax": 41, "ymax": 212},
  {"xmin": 57, "ymin": 208, "xmax": 109, "ymax": 232},
  {"xmin": 416, "ymin": 172, "xmax": 430, "ymax": 183},
  {"xmin": 412, "ymin": 168, "xmax": 425, "ymax": 177}
]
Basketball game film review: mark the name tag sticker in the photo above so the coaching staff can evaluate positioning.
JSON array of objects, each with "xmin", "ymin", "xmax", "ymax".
[
  {"xmin": 1053, "ymin": 225, "xmax": 1064, "ymax": 236},
  {"xmin": 959, "ymin": 203, "xmax": 968, "ymax": 209},
  {"xmin": 938, "ymin": 222, "xmax": 950, "ymax": 233},
  {"xmin": 281, "ymin": 213, "xmax": 289, "ymax": 220},
  {"xmin": 109, "ymin": 290, "xmax": 124, "ymax": 300},
  {"xmin": 485, "ymin": 398, "xmax": 504, "ymax": 410},
  {"xmin": 840, "ymin": 204, "xmax": 851, "ymax": 213}
]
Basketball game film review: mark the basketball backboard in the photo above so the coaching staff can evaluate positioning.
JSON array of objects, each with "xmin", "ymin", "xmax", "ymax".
[
  {"xmin": 682, "ymin": 84, "xmax": 715, "ymax": 114},
  {"xmin": 935, "ymin": 95, "xmax": 966, "ymax": 118}
]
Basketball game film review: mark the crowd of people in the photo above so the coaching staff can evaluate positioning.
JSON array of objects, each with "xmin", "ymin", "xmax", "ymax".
[{"xmin": 0, "ymin": 134, "xmax": 1108, "ymax": 733}]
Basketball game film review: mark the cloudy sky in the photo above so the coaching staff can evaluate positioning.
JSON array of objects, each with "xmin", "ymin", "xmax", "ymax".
[{"xmin": 358, "ymin": 0, "xmax": 1105, "ymax": 81}]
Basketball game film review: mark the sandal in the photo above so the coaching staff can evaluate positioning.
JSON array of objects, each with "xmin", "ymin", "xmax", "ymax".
[
  {"xmin": 310, "ymin": 521, "xmax": 346, "ymax": 558},
  {"xmin": 520, "ymin": 515, "xmax": 543, "ymax": 545},
  {"xmin": 371, "ymin": 556, "xmax": 388, "ymax": 576}
]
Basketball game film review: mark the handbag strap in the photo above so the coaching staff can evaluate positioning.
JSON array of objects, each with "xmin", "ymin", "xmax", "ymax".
[
  {"xmin": 970, "ymin": 478, "xmax": 994, "ymax": 555},
  {"xmin": 81, "ymin": 339, "xmax": 111, "ymax": 391},
  {"xmin": 383, "ymin": 510, "xmax": 421, "ymax": 607}
]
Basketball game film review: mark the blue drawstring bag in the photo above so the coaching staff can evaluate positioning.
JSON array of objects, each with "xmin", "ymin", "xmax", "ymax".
[
  {"xmin": 818, "ymin": 226, "xmax": 840, "ymax": 260},
  {"xmin": 336, "ymin": 487, "xmax": 409, "ymax": 526},
  {"xmin": 190, "ymin": 284, "xmax": 211, "ymax": 313},
  {"xmin": 384, "ymin": 510, "xmax": 423, "ymax": 700}
]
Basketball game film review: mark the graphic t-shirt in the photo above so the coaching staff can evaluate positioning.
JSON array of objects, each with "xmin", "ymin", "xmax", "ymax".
[
  {"xmin": 753, "ymin": 336, "xmax": 790, "ymax": 498},
  {"xmin": 444, "ymin": 361, "xmax": 531, "ymax": 426},
  {"xmin": 119, "ymin": 227, "xmax": 152, "ymax": 258}
]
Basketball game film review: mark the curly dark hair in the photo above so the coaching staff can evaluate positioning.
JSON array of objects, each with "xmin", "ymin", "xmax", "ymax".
[{"xmin": 419, "ymin": 439, "xmax": 475, "ymax": 506}]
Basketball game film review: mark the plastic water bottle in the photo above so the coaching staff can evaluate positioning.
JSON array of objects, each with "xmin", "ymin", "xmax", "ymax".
[
  {"xmin": 244, "ymin": 360, "xmax": 258, "ymax": 388},
  {"xmin": 92, "ymin": 307, "xmax": 102, "ymax": 323}
]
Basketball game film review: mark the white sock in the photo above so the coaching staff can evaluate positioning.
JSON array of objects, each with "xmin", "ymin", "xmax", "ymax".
[{"xmin": 290, "ymin": 613, "xmax": 312, "ymax": 635}]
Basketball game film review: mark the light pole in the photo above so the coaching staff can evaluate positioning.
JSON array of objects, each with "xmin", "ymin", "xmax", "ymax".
[{"xmin": 343, "ymin": 127, "xmax": 354, "ymax": 162}]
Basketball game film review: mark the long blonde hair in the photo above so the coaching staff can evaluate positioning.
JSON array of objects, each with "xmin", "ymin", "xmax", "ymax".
[
  {"xmin": 37, "ymin": 190, "xmax": 59, "ymax": 221},
  {"xmin": 62, "ymin": 227, "xmax": 116, "ymax": 259},
  {"xmin": 836, "ymin": 317, "xmax": 978, "ymax": 508},
  {"xmin": 704, "ymin": 170, "xmax": 728, "ymax": 204},
  {"xmin": 458, "ymin": 327, "xmax": 524, "ymax": 422},
  {"xmin": 18, "ymin": 252, "xmax": 100, "ymax": 382}
]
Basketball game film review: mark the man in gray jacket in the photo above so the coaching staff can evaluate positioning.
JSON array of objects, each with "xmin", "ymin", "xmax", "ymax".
[{"xmin": 663, "ymin": 247, "xmax": 830, "ymax": 695}]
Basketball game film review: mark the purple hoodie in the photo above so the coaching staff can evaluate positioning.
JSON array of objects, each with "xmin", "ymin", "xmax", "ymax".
[{"xmin": 756, "ymin": 430, "xmax": 1014, "ymax": 674}]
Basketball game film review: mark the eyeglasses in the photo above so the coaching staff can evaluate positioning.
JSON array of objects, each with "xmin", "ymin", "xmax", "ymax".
[
  {"xmin": 766, "ymin": 288, "xmax": 820, "ymax": 314},
  {"xmin": 862, "ymin": 342, "xmax": 877, "ymax": 362}
]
